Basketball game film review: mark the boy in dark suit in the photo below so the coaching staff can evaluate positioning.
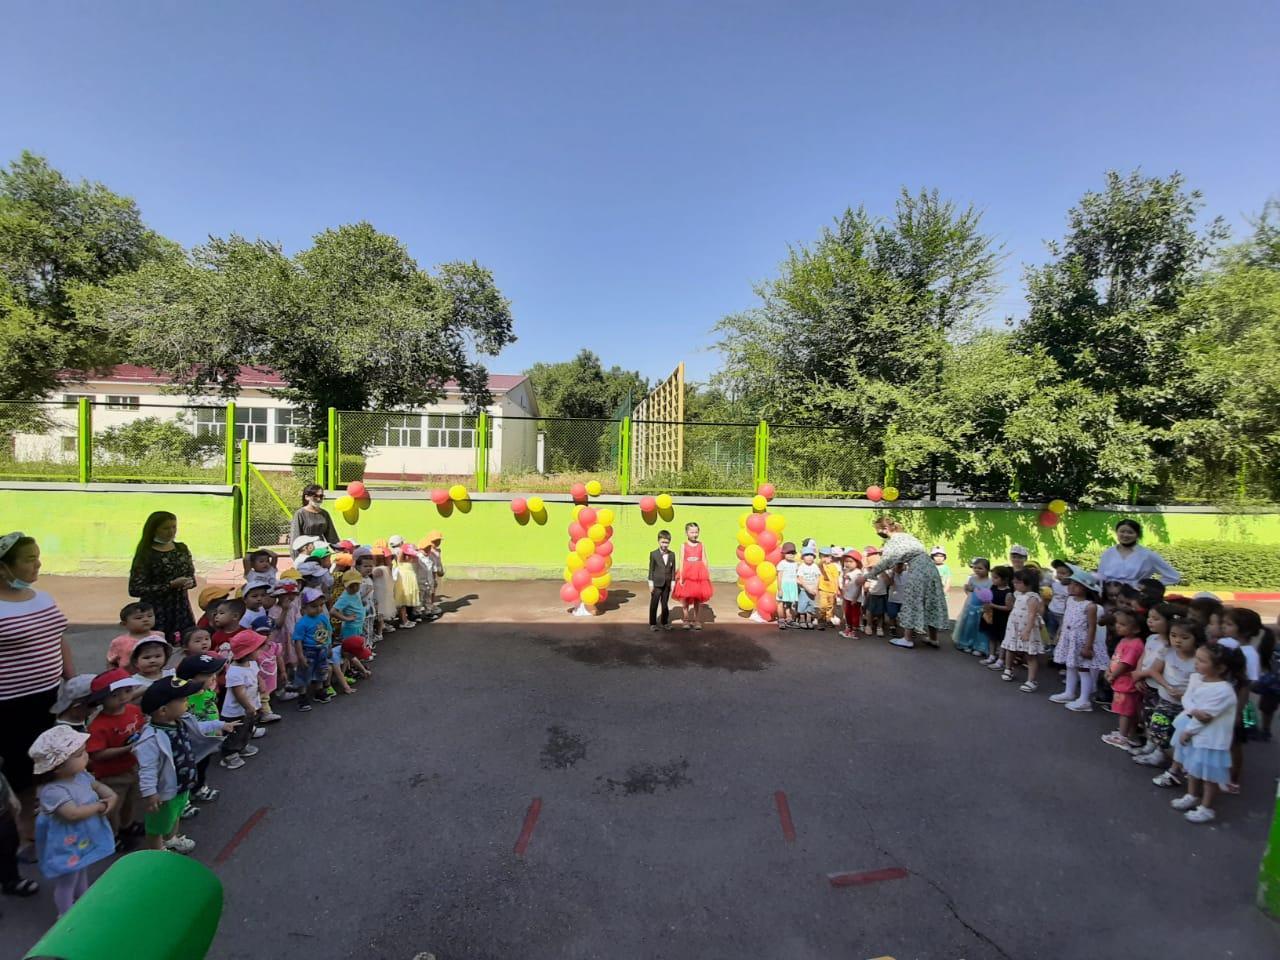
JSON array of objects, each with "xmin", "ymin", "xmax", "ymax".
[{"xmin": 647, "ymin": 530, "xmax": 675, "ymax": 631}]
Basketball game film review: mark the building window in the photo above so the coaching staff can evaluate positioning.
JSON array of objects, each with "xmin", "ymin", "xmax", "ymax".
[
  {"xmin": 193, "ymin": 408, "xmax": 226, "ymax": 439},
  {"xmin": 234, "ymin": 407, "xmax": 268, "ymax": 443},
  {"xmin": 105, "ymin": 395, "xmax": 140, "ymax": 410},
  {"xmin": 61, "ymin": 436, "xmax": 77, "ymax": 454},
  {"xmin": 274, "ymin": 408, "xmax": 305, "ymax": 445},
  {"xmin": 426, "ymin": 414, "xmax": 474, "ymax": 449},
  {"xmin": 62, "ymin": 394, "xmax": 90, "ymax": 408},
  {"xmin": 381, "ymin": 414, "xmax": 421, "ymax": 447}
]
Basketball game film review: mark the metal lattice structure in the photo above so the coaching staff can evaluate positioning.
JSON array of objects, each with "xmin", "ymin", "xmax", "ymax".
[{"xmin": 629, "ymin": 362, "xmax": 684, "ymax": 485}]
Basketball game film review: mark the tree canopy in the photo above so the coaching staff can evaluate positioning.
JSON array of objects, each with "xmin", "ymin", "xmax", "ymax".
[{"xmin": 525, "ymin": 350, "xmax": 647, "ymax": 420}]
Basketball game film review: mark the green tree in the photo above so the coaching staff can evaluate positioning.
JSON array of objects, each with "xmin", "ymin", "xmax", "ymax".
[
  {"xmin": 96, "ymin": 416, "xmax": 221, "ymax": 467},
  {"xmin": 0, "ymin": 151, "xmax": 175, "ymax": 398},
  {"xmin": 525, "ymin": 350, "xmax": 648, "ymax": 420},
  {"xmin": 74, "ymin": 223, "xmax": 515, "ymax": 445}
]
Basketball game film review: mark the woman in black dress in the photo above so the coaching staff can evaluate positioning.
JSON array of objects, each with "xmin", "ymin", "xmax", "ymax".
[{"xmin": 128, "ymin": 511, "xmax": 196, "ymax": 645}]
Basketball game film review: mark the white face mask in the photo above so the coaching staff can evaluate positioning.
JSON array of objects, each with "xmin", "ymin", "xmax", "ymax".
[
  {"xmin": 5, "ymin": 577, "xmax": 33, "ymax": 589},
  {"xmin": 153, "ymin": 537, "xmax": 174, "ymax": 545}
]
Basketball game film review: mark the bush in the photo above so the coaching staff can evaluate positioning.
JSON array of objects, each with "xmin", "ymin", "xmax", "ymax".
[
  {"xmin": 96, "ymin": 416, "xmax": 220, "ymax": 466},
  {"xmin": 290, "ymin": 450, "xmax": 320, "ymax": 482},
  {"xmin": 1068, "ymin": 540, "xmax": 1280, "ymax": 589}
]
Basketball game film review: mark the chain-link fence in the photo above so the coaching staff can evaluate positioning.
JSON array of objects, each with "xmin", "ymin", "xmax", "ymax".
[
  {"xmin": 333, "ymin": 409, "xmax": 479, "ymax": 487},
  {"xmin": 90, "ymin": 401, "xmax": 227, "ymax": 483},
  {"xmin": 0, "ymin": 400, "xmax": 79, "ymax": 480},
  {"xmin": 489, "ymin": 415, "xmax": 620, "ymax": 493},
  {"xmin": 246, "ymin": 463, "xmax": 299, "ymax": 551},
  {"xmin": 631, "ymin": 420, "xmax": 756, "ymax": 494},
  {"xmin": 766, "ymin": 424, "xmax": 885, "ymax": 498}
]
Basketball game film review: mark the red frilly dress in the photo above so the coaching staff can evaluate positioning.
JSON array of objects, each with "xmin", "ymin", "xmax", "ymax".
[{"xmin": 673, "ymin": 541, "xmax": 714, "ymax": 603}]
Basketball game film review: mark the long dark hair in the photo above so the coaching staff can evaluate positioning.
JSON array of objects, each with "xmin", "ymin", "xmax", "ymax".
[
  {"xmin": 132, "ymin": 511, "xmax": 177, "ymax": 574},
  {"xmin": 1225, "ymin": 607, "xmax": 1277, "ymax": 669},
  {"xmin": 1203, "ymin": 642, "xmax": 1248, "ymax": 688}
]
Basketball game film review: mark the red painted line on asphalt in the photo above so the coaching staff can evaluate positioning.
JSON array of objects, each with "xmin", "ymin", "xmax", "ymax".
[
  {"xmin": 828, "ymin": 867, "xmax": 909, "ymax": 888},
  {"xmin": 514, "ymin": 797, "xmax": 542, "ymax": 857},
  {"xmin": 774, "ymin": 790, "xmax": 796, "ymax": 842},
  {"xmin": 214, "ymin": 806, "xmax": 270, "ymax": 865},
  {"xmin": 1233, "ymin": 592, "xmax": 1280, "ymax": 602}
]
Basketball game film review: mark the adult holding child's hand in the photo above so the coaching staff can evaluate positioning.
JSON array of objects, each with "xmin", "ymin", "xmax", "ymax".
[
  {"xmin": 128, "ymin": 511, "xmax": 196, "ymax": 645},
  {"xmin": 866, "ymin": 516, "xmax": 950, "ymax": 650}
]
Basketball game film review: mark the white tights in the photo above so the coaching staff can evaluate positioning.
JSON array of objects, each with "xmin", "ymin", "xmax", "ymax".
[{"xmin": 1065, "ymin": 666, "xmax": 1099, "ymax": 705}]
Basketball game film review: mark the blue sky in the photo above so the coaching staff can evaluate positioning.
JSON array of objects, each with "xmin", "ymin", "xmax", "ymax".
[{"xmin": 3, "ymin": 1, "xmax": 1277, "ymax": 386}]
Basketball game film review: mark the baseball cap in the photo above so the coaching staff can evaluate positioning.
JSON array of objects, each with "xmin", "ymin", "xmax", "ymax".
[
  {"xmin": 140, "ymin": 676, "xmax": 197, "ymax": 715},
  {"xmin": 197, "ymin": 585, "xmax": 231, "ymax": 609},
  {"xmin": 50, "ymin": 674, "xmax": 96, "ymax": 715},
  {"xmin": 295, "ymin": 560, "xmax": 325, "ymax": 578},
  {"xmin": 269, "ymin": 581, "xmax": 298, "ymax": 597},
  {"xmin": 781, "ymin": 541, "xmax": 797, "ymax": 554},
  {"xmin": 352, "ymin": 546, "xmax": 373, "ymax": 561},
  {"xmin": 930, "ymin": 545, "xmax": 947, "ymax": 557},
  {"xmin": 301, "ymin": 587, "xmax": 326, "ymax": 605},
  {"xmin": 249, "ymin": 614, "xmax": 273, "ymax": 635},
  {"xmin": 1009, "ymin": 544, "xmax": 1029, "ymax": 557},
  {"xmin": 176, "ymin": 653, "xmax": 228, "ymax": 680},
  {"xmin": 309, "ymin": 544, "xmax": 333, "ymax": 559},
  {"xmin": 830, "ymin": 547, "xmax": 845, "ymax": 559},
  {"xmin": 819, "ymin": 547, "xmax": 832, "ymax": 556},
  {"xmin": 970, "ymin": 556, "xmax": 990, "ymax": 568},
  {"xmin": 291, "ymin": 534, "xmax": 319, "ymax": 553},
  {"xmin": 801, "ymin": 546, "xmax": 817, "ymax": 557},
  {"xmin": 241, "ymin": 580, "xmax": 269, "ymax": 596},
  {"xmin": 337, "ymin": 539, "xmax": 357, "ymax": 552},
  {"xmin": 87, "ymin": 668, "xmax": 148, "ymax": 703},
  {"xmin": 388, "ymin": 535, "xmax": 405, "ymax": 547}
]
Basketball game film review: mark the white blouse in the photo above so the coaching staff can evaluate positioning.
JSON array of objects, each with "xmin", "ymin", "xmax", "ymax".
[
  {"xmin": 1096, "ymin": 544, "xmax": 1181, "ymax": 588},
  {"xmin": 1178, "ymin": 674, "xmax": 1237, "ymax": 751}
]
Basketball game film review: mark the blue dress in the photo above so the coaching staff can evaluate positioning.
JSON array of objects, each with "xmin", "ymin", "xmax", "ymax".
[
  {"xmin": 952, "ymin": 577, "xmax": 991, "ymax": 653},
  {"xmin": 36, "ymin": 772, "xmax": 115, "ymax": 878}
]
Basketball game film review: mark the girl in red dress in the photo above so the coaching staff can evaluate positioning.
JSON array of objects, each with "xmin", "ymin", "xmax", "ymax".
[{"xmin": 673, "ymin": 522, "xmax": 713, "ymax": 629}]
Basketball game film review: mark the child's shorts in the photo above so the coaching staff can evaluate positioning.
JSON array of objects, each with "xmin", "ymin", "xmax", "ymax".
[
  {"xmin": 300, "ymin": 646, "xmax": 329, "ymax": 684},
  {"xmin": 1111, "ymin": 691, "xmax": 1142, "ymax": 717},
  {"xmin": 864, "ymin": 594, "xmax": 888, "ymax": 617},
  {"xmin": 886, "ymin": 601, "xmax": 902, "ymax": 620},
  {"xmin": 796, "ymin": 591, "xmax": 816, "ymax": 615},
  {"xmin": 145, "ymin": 790, "xmax": 189, "ymax": 837}
]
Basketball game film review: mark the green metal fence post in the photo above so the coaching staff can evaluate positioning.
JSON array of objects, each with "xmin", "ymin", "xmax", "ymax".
[
  {"xmin": 315, "ymin": 441, "xmax": 327, "ymax": 487},
  {"xmin": 474, "ymin": 411, "xmax": 489, "ymax": 493},
  {"xmin": 239, "ymin": 439, "xmax": 250, "ymax": 551},
  {"xmin": 618, "ymin": 417, "xmax": 631, "ymax": 495},
  {"xmin": 327, "ymin": 408, "xmax": 338, "ymax": 489},
  {"xmin": 1260, "ymin": 782, "xmax": 1280, "ymax": 917},
  {"xmin": 77, "ymin": 397, "xmax": 92, "ymax": 483},
  {"xmin": 753, "ymin": 420, "xmax": 769, "ymax": 491},
  {"xmin": 223, "ymin": 402, "xmax": 236, "ymax": 486}
]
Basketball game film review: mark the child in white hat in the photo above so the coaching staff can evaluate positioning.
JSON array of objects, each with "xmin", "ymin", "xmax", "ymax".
[{"xmin": 28, "ymin": 726, "xmax": 117, "ymax": 916}]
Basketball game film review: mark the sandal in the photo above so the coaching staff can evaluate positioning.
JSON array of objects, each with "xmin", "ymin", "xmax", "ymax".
[
  {"xmin": 1000, "ymin": 670, "xmax": 1014, "ymax": 682},
  {"xmin": 1223, "ymin": 782, "xmax": 1241, "ymax": 795},
  {"xmin": 2, "ymin": 878, "xmax": 39, "ymax": 897},
  {"xmin": 1019, "ymin": 680, "xmax": 1039, "ymax": 693}
]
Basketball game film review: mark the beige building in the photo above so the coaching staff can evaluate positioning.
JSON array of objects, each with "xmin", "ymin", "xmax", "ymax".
[{"xmin": 20, "ymin": 365, "xmax": 539, "ymax": 480}]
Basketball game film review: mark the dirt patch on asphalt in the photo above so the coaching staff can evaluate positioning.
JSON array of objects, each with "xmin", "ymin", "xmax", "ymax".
[
  {"xmin": 548, "ymin": 631, "xmax": 772, "ymax": 672},
  {"xmin": 598, "ymin": 758, "xmax": 692, "ymax": 795},
  {"xmin": 540, "ymin": 725, "xmax": 588, "ymax": 769}
]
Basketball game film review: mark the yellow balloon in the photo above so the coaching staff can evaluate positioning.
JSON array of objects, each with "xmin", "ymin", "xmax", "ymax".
[
  {"xmin": 528, "ymin": 496, "xmax": 544, "ymax": 513},
  {"xmin": 756, "ymin": 560, "xmax": 777, "ymax": 583},
  {"xmin": 1048, "ymin": 499, "xmax": 1068, "ymax": 515},
  {"xmin": 588, "ymin": 523, "xmax": 607, "ymax": 543},
  {"xmin": 751, "ymin": 495, "xmax": 767, "ymax": 512},
  {"xmin": 449, "ymin": 484, "xmax": 468, "ymax": 501},
  {"xmin": 744, "ymin": 544, "xmax": 765, "ymax": 566},
  {"xmin": 737, "ymin": 529, "xmax": 755, "ymax": 547},
  {"xmin": 571, "ymin": 504, "xmax": 583, "ymax": 519},
  {"xmin": 655, "ymin": 493, "xmax": 672, "ymax": 510},
  {"xmin": 592, "ymin": 573, "xmax": 611, "ymax": 589},
  {"xmin": 1040, "ymin": 585, "xmax": 1054, "ymax": 601},
  {"xmin": 567, "ymin": 553, "xmax": 585, "ymax": 571},
  {"xmin": 563, "ymin": 567, "xmax": 573, "ymax": 582},
  {"xmin": 580, "ymin": 585, "xmax": 600, "ymax": 606},
  {"xmin": 604, "ymin": 556, "xmax": 613, "ymax": 569},
  {"xmin": 335, "ymin": 494, "xmax": 356, "ymax": 513},
  {"xmin": 585, "ymin": 480, "xmax": 603, "ymax": 497},
  {"xmin": 765, "ymin": 513, "xmax": 786, "ymax": 533},
  {"xmin": 597, "ymin": 508, "xmax": 615, "ymax": 526},
  {"xmin": 882, "ymin": 486, "xmax": 899, "ymax": 502},
  {"xmin": 575, "ymin": 538, "xmax": 595, "ymax": 558},
  {"xmin": 737, "ymin": 591, "xmax": 756, "ymax": 611},
  {"xmin": 738, "ymin": 512, "xmax": 750, "ymax": 528}
]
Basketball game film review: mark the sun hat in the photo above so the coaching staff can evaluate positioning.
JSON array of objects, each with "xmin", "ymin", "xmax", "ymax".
[
  {"xmin": 1009, "ymin": 544, "xmax": 1029, "ymax": 557},
  {"xmin": 337, "ymin": 539, "xmax": 357, "ymax": 552},
  {"xmin": 930, "ymin": 545, "xmax": 947, "ymax": 557},
  {"xmin": 1192, "ymin": 590, "xmax": 1221, "ymax": 601},
  {"xmin": 229, "ymin": 629, "xmax": 267, "ymax": 661},
  {"xmin": 388, "ymin": 535, "xmax": 405, "ymax": 548},
  {"xmin": 865, "ymin": 545, "xmax": 882, "ymax": 557},
  {"xmin": 843, "ymin": 548, "xmax": 864, "ymax": 564},
  {"xmin": 295, "ymin": 560, "xmax": 325, "ymax": 579},
  {"xmin": 279, "ymin": 567, "xmax": 302, "ymax": 581},
  {"xmin": 87, "ymin": 668, "xmax": 148, "ymax": 704},
  {"xmin": 780, "ymin": 541, "xmax": 797, "ymax": 554},
  {"xmin": 140, "ymin": 676, "xmax": 197, "ymax": 715},
  {"xmin": 241, "ymin": 580, "xmax": 269, "ymax": 597},
  {"xmin": 50, "ymin": 674, "xmax": 96, "ymax": 715},
  {"xmin": 819, "ymin": 547, "xmax": 832, "ymax": 557},
  {"xmin": 129, "ymin": 637, "xmax": 173, "ymax": 665},
  {"xmin": 309, "ymin": 544, "xmax": 333, "ymax": 559},
  {"xmin": 244, "ymin": 571, "xmax": 276, "ymax": 591},
  {"xmin": 249, "ymin": 614, "xmax": 273, "ymax": 635},
  {"xmin": 269, "ymin": 581, "xmax": 298, "ymax": 597},
  {"xmin": 28, "ymin": 726, "xmax": 89, "ymax": 775},
  {"xmin": 291, "ymin": 534, "xmax": 319, "ymax": 553},
  {"xmin": 332, "ymin": 552, "xmax": 353, "ymax": 570},
  {"xmin": 300, "ymin": 587, "xmax": 326, "ymax": 605},
  {"xmin": 831, "ymin": 547, "xmax": 845, "ymax": 559},
  {"xmin": 176, "ymin": 653, "xmax": 227, "ymax": 680},
  {"xmin": 1067, "ymin": 566, "xmax": 1100, "ymax": 592},
  {"xmin": 352, "ymin": 546, "xmax": 373, "ymax": 561},
  {"xmin": 970, "ymin": 556, "xmax": 990, "ymax": 568},
  {"xmin": 801, "ymin": 545, "xmax": 817, "ymax": 557},
  {"xmin": 197, "ymin": 585, "xmax": 231, "ymax": 609}
]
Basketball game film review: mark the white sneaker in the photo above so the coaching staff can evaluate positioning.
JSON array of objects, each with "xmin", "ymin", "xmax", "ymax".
[
  {"xmin": 1184, "ymin": 805, "xmax": 1216, "ymax": 824},
  {"xmin": 1170, "ymin": 793, "xmax": 1199, "ymax": 811},
  {"xmin": 251, "ymin": 727, "xmax": 267, "ymax": 739},
  {"xmin": 1049, "ymin": 691, "xmax": 1074, "ymax": 703},
  {"xmin": 219, "ymin": 754, "xmax": 245, "ymax": 769},
  {"xmin": 1065, "ymin": 700, "xmax": 1094, "ymax": 712},
  {"xmin": 986, "ymin": 660, "xmax": 1004, "ymax": 671},
  {"xmin": 889, "ymin": 637, "xmax": 915, "ymax": 649},
  {"xmin": 240, "ymin": 744, "xmax": 260, "ymax": 757},
  {"xmin": 164, "ymin": 834, "xmax": 196, "ymax": 854},
  {"xmin": 1133, "ymin": 749, "xmax": 1167, "ymax": 767}
]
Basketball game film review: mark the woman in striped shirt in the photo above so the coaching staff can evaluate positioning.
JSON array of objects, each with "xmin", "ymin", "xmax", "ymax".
[{"xmin": 0, "ymin": 532, "xmax": 72, "ymax": 813}]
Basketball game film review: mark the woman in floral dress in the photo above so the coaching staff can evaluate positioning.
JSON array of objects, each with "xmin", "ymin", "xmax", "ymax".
[
  {"xmin": 128, "ymin": 511, "xmax": 196, "ymax": 645},
  {"xmin": 865, "ymin": 517, "xmax": 949, "ymax": 649}
]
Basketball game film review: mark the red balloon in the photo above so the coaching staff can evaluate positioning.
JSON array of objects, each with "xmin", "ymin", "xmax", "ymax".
[
  {"xmin": 560, "ymin": 583, "xmax": 579, "ymax": 603},
  {"xmin": 866, "ymin": 485, "xmax": 883, "ymax": 502},
  {"xmin": 758, "ymin": 483, "xmax": 776, "ymax": 501},
  {"xmin": 578, "ymin": 507, "xmax": 598, "ymax": 526},
  {"xmin": 1039, "ymin": 510, "xmax": 1060, "ymax": 528},
  {"xmin": 570, "ymin": 482, "xmax": 588, "ymax": 502},
  {"xmin": 597, "ymin": 540, "xmax": 614, "ymax": 557},
  {"xmin": 568, "ymin": 522, "xmax": 587, "ymax": 541},
  {"xmin": 572, "ymin": 569, "xmax": 592, "ymax": 589},
  {"xmin": 744, "ymin": 576, "xmax": 766, "ymax": 598},
  {"xmin": 603, "ymin": 525, "xmax": 613, "ymax": 539},
  {"xmin": 736, "ymin": 560, "xmax": 755, "ymax": 579},
  {"xmin": 511, "ymin": 497, "xmax": 527, "ymax": 514},
  {"xmin": 746, "ymin": 513, "xmax": 767, "ymax": 534},
  {"xmin": 756, "ymin": 530, "xmax": 779, "ymax": 552},
  {"xmin": 597, "ymin": 589, "xmax": 608, "ymax": 603},
  {"xmin": 766, "ymin": 548, "xmax": 782, "ymax": 564},
  {"xmin": 585, "ymin": 554, "xmax": 606, "ymax": 574},
  {"xmin": 757, "ymin": 593, "xmax": 778, "ymax": 618},
  {"xmin": 638, "ymin": 495, "xmax": 657, "ymax": 513},
  {"xmin": 346, "ymin": 480, "xmax": 367, "ymax": 500},
  {"xmin": 430, "ymin": 488, "xmax": 449, "ymax": 505},
  {"xmin": 736, "ymin": 546, "xmax": 746, "ymax": 561}
]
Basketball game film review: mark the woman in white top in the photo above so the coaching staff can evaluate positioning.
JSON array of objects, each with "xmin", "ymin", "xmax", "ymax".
[{"xmin": 1095, "ymin": 519, "xmax": 1181, "ymax": 589}]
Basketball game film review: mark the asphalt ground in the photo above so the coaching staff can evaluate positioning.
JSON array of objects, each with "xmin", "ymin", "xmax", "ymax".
[{"xmin": 6, "ymin": 578, "xmax": 1280, "ymax": 960}]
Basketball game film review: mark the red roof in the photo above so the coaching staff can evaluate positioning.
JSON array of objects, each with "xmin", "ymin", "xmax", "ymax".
[{"xmin": 62, "ymin": 366, "xmax": 526, "ymax": 393}]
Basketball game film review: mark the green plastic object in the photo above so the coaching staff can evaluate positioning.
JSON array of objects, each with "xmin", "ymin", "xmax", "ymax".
[{"xmin": 24, "ymin": 851, "xmax": 222, "ymax": 960}]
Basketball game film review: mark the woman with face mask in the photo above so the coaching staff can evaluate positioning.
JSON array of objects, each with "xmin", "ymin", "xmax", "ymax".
[
  {"xmin": 127, "ymin": 511, "xmax": 196, "ymax": 645},
  {"xmin": 288, "ymin": 484, "xmax": 340, "ymax": 559},
  {"xmin": 0, "ymin": 531, "xmax": 73, "ymax": 846}
]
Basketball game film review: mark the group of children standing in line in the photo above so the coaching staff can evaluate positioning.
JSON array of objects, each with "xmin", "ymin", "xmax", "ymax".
[{"xmin": 13, "ymin": 530, "xmax": 448, "ymax": 917}]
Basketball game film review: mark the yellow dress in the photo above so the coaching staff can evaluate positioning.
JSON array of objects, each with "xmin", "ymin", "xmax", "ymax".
[{"xmin": 393, "ymin": 558, "xmax": 421, "ymax": 608}]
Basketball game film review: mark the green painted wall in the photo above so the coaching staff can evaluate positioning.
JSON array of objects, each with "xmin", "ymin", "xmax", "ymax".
[
  {"xmin": 333, "ymin": 496, "xmax": 1280, "ymax": 581},
  {"xmin": 0, "ymin": 486, "xmax": 236, "ymax": 575}
]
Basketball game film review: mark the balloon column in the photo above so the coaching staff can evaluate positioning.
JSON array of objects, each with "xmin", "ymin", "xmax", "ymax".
[
  {"xmin": 334, "ymin": 481, "xmax": 373, "ymax": 525},
  {"xmin": 559, "ymin": 489, "xmax": 616, "ymax": 615},
  {"xmin": 735, "ymin": 484, "xmax": 786, "ymax": 622}
]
